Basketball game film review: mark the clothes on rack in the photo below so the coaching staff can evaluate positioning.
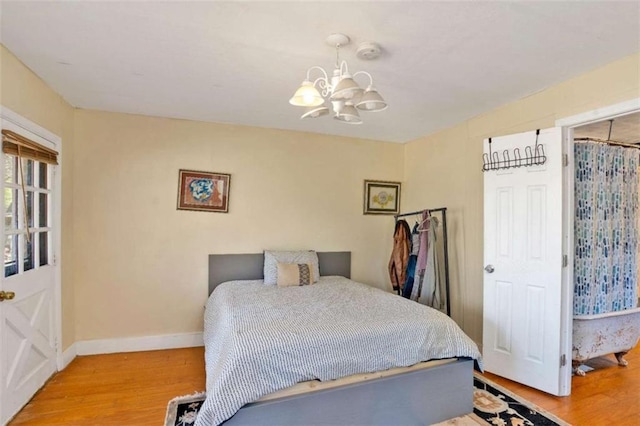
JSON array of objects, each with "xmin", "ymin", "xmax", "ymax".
[
  {"xmin": 388, "ymin": 219, "xmax": 411, "ymax": 293},
  {"xmin": 390, "ymin": 210, "xmax": 443, "ymax": 310}
]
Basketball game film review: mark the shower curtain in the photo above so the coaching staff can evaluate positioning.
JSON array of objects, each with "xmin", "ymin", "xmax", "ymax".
[{"xmin": 574, "ymin": 142, "xmax": 639, "ymax": 315}]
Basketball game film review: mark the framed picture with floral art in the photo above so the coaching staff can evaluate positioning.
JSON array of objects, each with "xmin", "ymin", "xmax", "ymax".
[
  {"xmin": 177, "ymin": 169, "xmax": 231, "ymax": 213},
  {"xmin": 363, "ymin": 180, "xmax": 401, "ymax": 215}
]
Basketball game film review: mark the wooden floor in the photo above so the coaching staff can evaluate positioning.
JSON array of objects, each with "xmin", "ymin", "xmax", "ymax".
[
  {"xmin": 9, "ymin": 346, "xmax": 640, "ymax": 425},
  {"xmin": 9, "ymin": 348, "xmax": 206, "ymax": 425},
  {"xmin": 483, "ymin": 347, "xmax": 640, "ymax": 425}
]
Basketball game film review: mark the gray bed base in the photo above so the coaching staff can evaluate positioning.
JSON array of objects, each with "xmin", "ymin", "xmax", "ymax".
[
  {"xmin": 207, "ymin": 252, "xmax": 474, "ymax": 425},
  {"xmin": 222, "ymin": 359, "xmax": 473, "ymax": 425}
]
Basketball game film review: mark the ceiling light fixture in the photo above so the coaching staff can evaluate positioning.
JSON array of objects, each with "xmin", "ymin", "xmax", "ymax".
[{"xmin": 289, "ymin": 33, "xmax": 387, "ymax": 125}]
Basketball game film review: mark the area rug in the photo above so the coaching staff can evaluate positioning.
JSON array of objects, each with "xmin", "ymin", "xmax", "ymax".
[
  {"xmin": 468, "ymin": 373, "xmax": 570, "ymax": 426},
  {"xmin": 164, "ymin": 392, "xmax": 205, "ymax": 426},
  {"xmin": 165, "ymin": 376, "xmax": 570, "ymax": 426}
]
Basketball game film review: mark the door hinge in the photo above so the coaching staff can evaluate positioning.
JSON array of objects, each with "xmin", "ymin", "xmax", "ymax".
[
  {"xmin": 562, "ymin": 255, "xmax": 568, "ymax": 268},
  {"xmin": 561, "ymin": 354, "xmax": 567, "ymax": 367},
  {"xmin": 563, "ymin": 154, "xmax": 569, "ymax": 167}
]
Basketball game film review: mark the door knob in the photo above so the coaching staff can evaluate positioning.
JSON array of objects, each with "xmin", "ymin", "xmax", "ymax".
[
  {"xmin": 0, "ymin": 291, "xmax": 15, "ymax": 301},
  {"xmin": 484, "ymin": 265, "xmax": 495, "ymax": 273}
]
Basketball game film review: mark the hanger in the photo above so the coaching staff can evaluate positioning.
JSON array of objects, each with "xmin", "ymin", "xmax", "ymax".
[{"xmin": 418, "ymin": 210, "xmax": 431, "ymax": 231}]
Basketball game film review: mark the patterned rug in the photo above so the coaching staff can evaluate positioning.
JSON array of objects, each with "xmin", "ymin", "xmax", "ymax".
[
  {"xmin": 164, "ymin": 375, "xmax": 569, "ymax": 426},
  {"xmin": 164, "ymin": 392, "xmax": 205, "ymax": 426},
  {"xmin": 466, "ymin": 373, "xmax": 570, "ymax": 426}
]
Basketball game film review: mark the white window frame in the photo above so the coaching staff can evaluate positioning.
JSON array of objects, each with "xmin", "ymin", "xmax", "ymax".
[{"xmin": 4, "ymin": 156, "xmax": 53, "ymax": 275}]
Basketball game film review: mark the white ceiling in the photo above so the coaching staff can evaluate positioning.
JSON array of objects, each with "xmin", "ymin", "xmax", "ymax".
[
  {"xmin": 574, "ymin": 112, "xmax": 640, "ymax": 144},
  {"xmin": 1, "ymin": 1, "xmax": 639, "ymax": 143}
]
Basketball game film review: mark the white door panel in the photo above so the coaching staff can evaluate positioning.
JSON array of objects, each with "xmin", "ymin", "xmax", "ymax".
[
  {"xmin": 4, "ymin": 267, "xmax": 55, "ymax": 413},
  {"xmin": 483, "ymin": 127, "xmax": 568, "ymax": 396}
]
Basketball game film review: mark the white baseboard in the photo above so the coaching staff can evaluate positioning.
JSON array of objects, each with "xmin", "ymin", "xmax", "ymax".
[
  {"xmin": 75, "ymin": 332, "xmax": 204, "ymax": 356},
  {"xmin": 60, "ymin": 343, "xmax": 77, "ymax": 370}
]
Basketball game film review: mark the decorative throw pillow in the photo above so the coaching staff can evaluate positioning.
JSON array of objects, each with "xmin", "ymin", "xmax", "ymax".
[
  {"xmin": 263, "ymin": 250, "xmax": 320, "ymax": 285},
  {"xmin": 276, "ymin": 262, "xmax": 315, "ymax": 287}
]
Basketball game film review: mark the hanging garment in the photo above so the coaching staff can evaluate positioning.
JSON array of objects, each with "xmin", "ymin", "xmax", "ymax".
[
  {"xmin": 389, "ymin": 219, "xmax": 411, "ymax": 293},
  {"xmin": 411, "ymin": 210, "xmax": 430, "ymax": 301},
  {"xmin": 574, "ymin": 142, "xmax": 639, "ymax": 315},
  {"xmin": 402, "ymin": 255, "xmax": 417, "ymax": 298},
  {"xmin": 411, "ymin": 223, "xmax": 421, "ymax": 255},
  {"xmin": 403, "ymin": 224, "xmax": 421, "ymax": 298},
  {"xmin": 418, "ymin": 216, "xmax": 442, "ymax": 309},
  {"xmin": 416, "ymin": 210, "xmax": 430, "ymax": 273}
]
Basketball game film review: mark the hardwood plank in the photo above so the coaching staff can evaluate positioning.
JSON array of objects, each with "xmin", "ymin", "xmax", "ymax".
[{"xmin": 8, "ymin": 345, "xmax": 640, "ymax": 425}]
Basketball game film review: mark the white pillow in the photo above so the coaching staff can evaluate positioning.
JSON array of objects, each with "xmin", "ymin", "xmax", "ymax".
[
  {"xmin": 264, "ymin": 250, "xmax": 320, "ymax": 285},
  {"xmin": 276, "ymin": 262, "xmax": 315, "ymax": 287}
]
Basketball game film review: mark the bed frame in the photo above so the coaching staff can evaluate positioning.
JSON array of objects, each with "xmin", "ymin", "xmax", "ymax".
[{"xmin": 207, "ymin": 252, "xmax": 474, "ymax": 425}]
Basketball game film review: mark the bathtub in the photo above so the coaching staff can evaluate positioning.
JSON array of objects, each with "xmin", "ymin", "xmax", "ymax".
[{"xmin": 572, "ymin": 305, "xmax": 640, "ymax": 375}]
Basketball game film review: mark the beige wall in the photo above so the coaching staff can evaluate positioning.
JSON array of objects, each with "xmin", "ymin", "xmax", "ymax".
[
  {"xmin": 72, "ymin": 110, "xmax": 403, "ymax": 340},
  {"xmin": 404, "ymin": 53, "xmax": 640, "ymax": 344},
  {"xmin": 3, "ymin": 40, "xmax": 639, "ymax": 348},
  {"xmin": 0, "ymin": 45, "xmax": 76, "ymax": 350}
]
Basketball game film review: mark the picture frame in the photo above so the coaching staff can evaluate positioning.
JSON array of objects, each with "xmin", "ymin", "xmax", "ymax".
[
  {"xmin": 177, "ymin": 169, "xmax": 231, "ymax": 213},
  {"xmin": 363, "ymin": 180, "xmax": 401, "ymax": 215}
]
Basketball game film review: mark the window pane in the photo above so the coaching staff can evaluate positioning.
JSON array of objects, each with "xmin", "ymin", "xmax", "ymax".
[
  {"xmin": 21, "ymin": 158, "xmax": 34, "ymax": 186},
  {"xmin": 26, "ymin": 191, "xmax": 34, "ymax": 228},
  {"xmin": 24, "ymin": 235, "xmax": 34, "ymax": 272},
  {"xmin": 39, "ymin": 193, "xmax": 48, "ymax": 227},
  {"xmin": 4, "ymin": 189, "xmax": 17, "ymax": 231},
  {"xmin": 39, "ymin": 232, "xmax": 48, "ymax": 266},
  {"xmin": 39, "ymin": 162, "xmax": 47, "ymax": 189},
  {"xmin": 4, "ymin": 234, "xmax": 17, "ymax": 277},
  {"xmin": 4, "ymin": 155, "xmax": 16, "ymax": 183}
]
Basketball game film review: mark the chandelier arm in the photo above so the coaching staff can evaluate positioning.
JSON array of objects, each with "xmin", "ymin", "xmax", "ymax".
[
  {"xmin": 305, "ymin": 66, "xmax": 329, "ymax": 83},
  {"xmin": 315, "ymin": 78, "xmax": 331, "ymax": 98},
  {"xmin": 352, "ymin": 71, "xmax": 374, "ymax": 87},
  {"xmin": 338, "ymin": 60, "xmax": 350, "ymax": 76}
]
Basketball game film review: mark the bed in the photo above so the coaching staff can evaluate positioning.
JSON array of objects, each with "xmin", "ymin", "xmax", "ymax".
[{"xmin": 195, "ymin": 252, "xmax": 481, "ymax": 426}]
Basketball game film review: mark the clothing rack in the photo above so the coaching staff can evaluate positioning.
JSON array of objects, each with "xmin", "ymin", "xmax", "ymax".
[{"xmin": 394, "ymin": 207, "xmax": 451, "ymax": 317}]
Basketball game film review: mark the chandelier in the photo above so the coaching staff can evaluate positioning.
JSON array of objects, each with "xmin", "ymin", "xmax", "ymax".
[{"xmin": 289, "ymin": 33, "xmax": 387, "ymax": 125}]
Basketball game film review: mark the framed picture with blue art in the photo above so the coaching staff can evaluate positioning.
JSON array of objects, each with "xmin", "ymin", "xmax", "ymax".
[
  {"xmin": 363, "ymin": 179, "xmax": 401, "ymax": 215},
  {"xmin": 177, "ymin": 169, "xmax": 231, "ymax": 213}
]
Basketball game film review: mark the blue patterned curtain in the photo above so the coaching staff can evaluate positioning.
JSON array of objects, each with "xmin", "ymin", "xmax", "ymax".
[{"xmin": 574, "ymin": 142, "xmax": 639, "ymax": 315}]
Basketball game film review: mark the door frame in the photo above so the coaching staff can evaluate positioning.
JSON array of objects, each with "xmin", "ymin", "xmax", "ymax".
[
  {"xmin": 0, "ymin": 106, "xmax": 63, "ymax": 371},
  {"xmin": 555, "ymin": 97, "xmax": 640, "ymax": 395}
]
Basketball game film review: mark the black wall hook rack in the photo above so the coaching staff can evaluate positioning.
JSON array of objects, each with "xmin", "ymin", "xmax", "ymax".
[{"xmin": 482, "ymin": 129, "xmax": 547, "ymax": 172}]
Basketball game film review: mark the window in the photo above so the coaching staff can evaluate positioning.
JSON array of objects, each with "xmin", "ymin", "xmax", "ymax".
[{"xmin": 2, "ymin": 129, "xmax": 57, "ymax": 277}]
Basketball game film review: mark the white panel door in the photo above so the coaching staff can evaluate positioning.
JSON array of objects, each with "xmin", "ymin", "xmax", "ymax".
[
  {"xmin": 483, "ymin": 127, "xmax": 569, "ymax": 396},
  {"xmin": 0, "ymin": 119, "xmax": 58, "ymax": 424}
]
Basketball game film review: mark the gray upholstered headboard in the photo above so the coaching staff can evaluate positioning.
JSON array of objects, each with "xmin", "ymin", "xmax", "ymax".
[{"xmin": 208, "ymin": 252, "xmax": 351, "ymax": 295}]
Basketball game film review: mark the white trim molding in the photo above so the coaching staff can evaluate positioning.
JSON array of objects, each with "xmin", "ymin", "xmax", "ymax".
[
  {"xmin": 75, "ymin": 332, "xmax": 204, "ymax": 356},
  {"xmin": 0, "ymin": 106, "xmax": 61, "ymax": 147},
  {"xmin": 556, "ymin": 98, "xmax": 640, "ymax": 128},
  {"xmin": 61, "ymin": 344, "xmax": 77, "ymax": 370}
]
